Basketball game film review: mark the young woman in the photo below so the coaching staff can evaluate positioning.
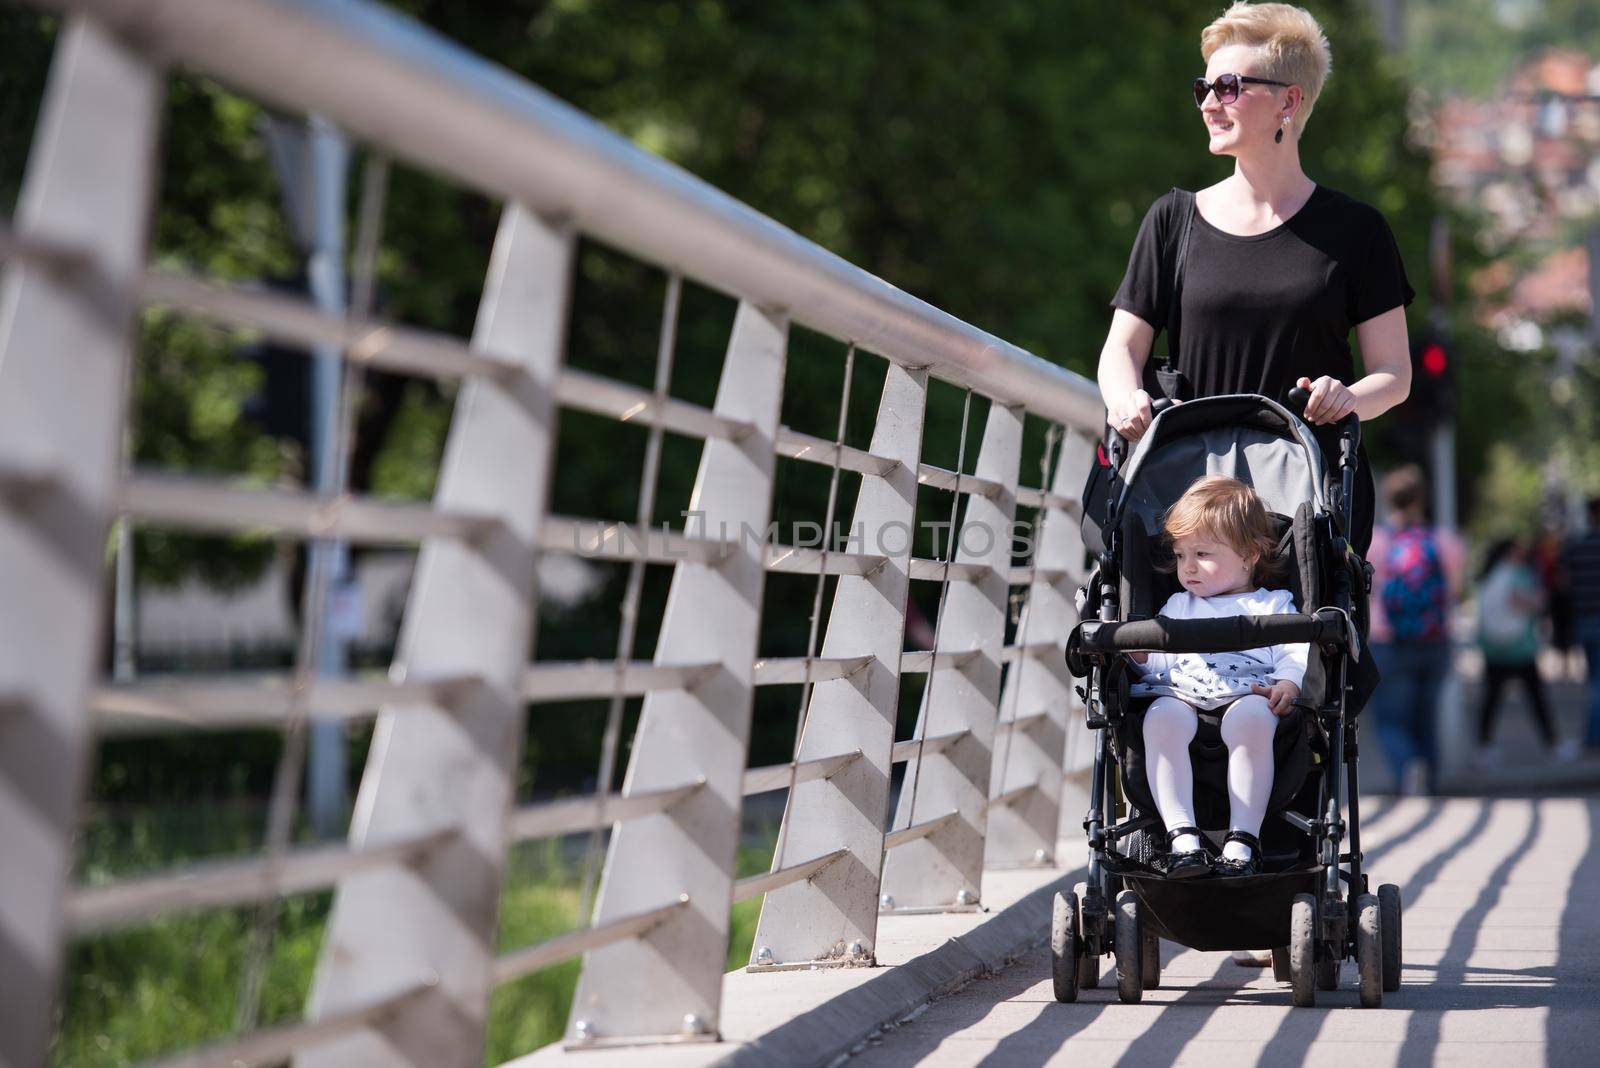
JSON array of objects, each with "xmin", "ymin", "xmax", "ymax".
[{"xmin": 1096, "ymin": 1, "xmax": 1414, "ymax": 553}]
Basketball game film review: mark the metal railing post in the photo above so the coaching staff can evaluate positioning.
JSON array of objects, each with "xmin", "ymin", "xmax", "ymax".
[
  {"xmin": 985, "ymin": 430, "xmax": 1095, "ymax": 867},
  {"xmin": 882, "ymin": 403, "xmax": 1023, "ymax": 911},
  {"xmin": 297, "ymin": 205, "xmax": 570, "ymax": 1068},
  {"xmin": 0, "ymin": 18, "xmax": 162, "ymax": 1068},
  {"xmin": 566, "ymin": 300, "xmax": 787, "ymax": 1046},
  {"xmin": 748, "ymin": 362, "xmax": 927, "ymax": 968}
]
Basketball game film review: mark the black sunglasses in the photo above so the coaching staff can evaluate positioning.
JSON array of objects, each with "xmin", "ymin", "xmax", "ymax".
[{"xmin": 1193, "ymin": 72, "xmax": 1290, "ymax": 108}]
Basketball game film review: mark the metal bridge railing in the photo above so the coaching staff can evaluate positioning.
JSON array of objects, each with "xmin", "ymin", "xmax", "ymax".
[{"xmin": 0, "ymin": 1, "xmax": 1105, "ymax": 1065}]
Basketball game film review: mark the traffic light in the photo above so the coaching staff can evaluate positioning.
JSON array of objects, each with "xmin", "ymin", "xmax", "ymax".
[{"xmin": 1408, "ymin": 332, "xmax": 1456, "ymax": 424}]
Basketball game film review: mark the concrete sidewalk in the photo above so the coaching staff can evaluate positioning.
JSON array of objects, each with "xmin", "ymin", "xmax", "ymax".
[
  {"xmin": 847, "ymin": 797, "xmax": 1600, "ymax": 1067},
  {"xmin": 509, "ymin": 858, "xmax": 1086, "ymax": 1068}
]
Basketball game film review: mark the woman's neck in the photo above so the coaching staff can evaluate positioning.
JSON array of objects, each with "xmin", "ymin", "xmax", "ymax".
[{"xmin": 1226, "ymin": 149, "xmax": 1314, "ymax": 212}]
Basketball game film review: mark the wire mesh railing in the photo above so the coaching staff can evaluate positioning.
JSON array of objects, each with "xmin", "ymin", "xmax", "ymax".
[{"xmin": 1, "ymin": 0, "xmax": 1104, "ymax": 1064}]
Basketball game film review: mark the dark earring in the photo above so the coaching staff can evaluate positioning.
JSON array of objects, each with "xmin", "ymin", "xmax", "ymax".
[{"xmin": 1274, "ymin": 127, "xmax": 1284, "ymax": 144}]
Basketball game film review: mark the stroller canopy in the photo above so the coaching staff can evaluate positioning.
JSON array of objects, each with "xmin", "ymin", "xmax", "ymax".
[{"xmin": 1113, "ymin": 394, "xmax": 1329, "ymax": 537}]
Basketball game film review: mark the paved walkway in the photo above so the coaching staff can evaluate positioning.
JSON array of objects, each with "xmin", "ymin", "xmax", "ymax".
[{"xmin": 846, "ymin": 797, "xmax": 1600, "ymax": 1067}]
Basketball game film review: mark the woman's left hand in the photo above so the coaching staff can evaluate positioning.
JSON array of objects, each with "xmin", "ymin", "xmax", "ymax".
[{"xmin": 1295, "ymin": 375, "xmax": 1357, "ymax": 424}]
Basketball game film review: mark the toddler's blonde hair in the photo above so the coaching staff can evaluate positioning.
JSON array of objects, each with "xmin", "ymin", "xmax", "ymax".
[
  {"xmin": 1201, "ymin": 2, "xmax": 1332, "ymax": 140},
  {"xmin": 1159, "ymin": 475, "xmax": 1283, "ymax": 585}
]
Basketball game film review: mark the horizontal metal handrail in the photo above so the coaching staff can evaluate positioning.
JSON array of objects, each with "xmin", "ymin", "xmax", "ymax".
[
  {"xmin": 987, "ymin": 782, "xmax": 1040, "ymax": 811},
  {"xmin": 133, "ymin": 983, "xmax": 433, "ymax": 1068},
  {"xmin": 507, "ymin": 780, "xmax": 704, "ymax": 842},
  {"xmin": 540, "ymin": 516, "xmax": 733, "ymax": 565},
  {"xmin": 751, "ymin": 654, "xmax": 874, "ymax": 685},
  {"xmin": 492, "ymin": 896, "xmax": 690, "ymax": 986},
  {"xmin": 147, "ymin": 270, "xmax": 759, "ymax": 444},
  {"xmin": 142, "ymin": 268, "xmax": 517, "ymax": 382},
  {"xmin": 558, "ymin": 367, "xmax": 753, "ymax": 442},
  {"xmin": 91, "ymin": 655, "xmax": 889, "ymax": 731},
  {"xmin": 916, "ymin": 463, "xmax": 1005, "ymax": 499},
  {"xmin": 995, "ymin": 711, "xmax": 1051, "ymax": 735},
  {"xmin": 900, "ymin": 649, "xmax": 982, "ymax": 675},
  {"xmin": 775, "ymin": 427, "xmax": 898, "ymax": 478},
  {"xmin": 742, "ymin": 751, "xmax": 862, "ymax": 796},
  {"xmin": 518, "ymin": 654, "xmax": 872, "ymax": 702},
  {"xmin": 68, "ymin": 830, "xmax": 452, "ymax": 934},
  {"xmin": 891, "ymin": 730, "xmax": 968, "ymax": 763},
  {"xmin": 0, "ymin": 218, "xmax": 95, "ymax": 277},
  {"xmin": 522, "ymin": 660, "xmax": 715, "ymax": 701},
  {"xmin": 91, "ymin": 675, "xmax": 477, "ymax": 732},
  {"xmin": 119, "ymin": 474, "xmax": 506, "ymax": 545},
  {"xmin": 883, "ymin": 811, "xmax": 958, "ymax": 851},
  {"xmin": 765, "ymin": 545, "xmax": 887, "ymax": 577},
  {"xmin": 1014, "ymin": 486, "xmax": 1081, "ymax": 513},
  {"xmin": 543, "ymin": 517, "xmax": 942, "ymax": 579},
  {"xmin": 906, "ymin": 558, "xmax": 993, "ymax": 583},
  {"xmin": 999, "ymin": 641, "xmax": 1062, "ymax": 664},
  {"xmin": 733, "ymin": 848, "xmax": 848, "ymax": 903},
  {"xmin": 1006, "ymin": 565, "xmax": 1075, "ymax": 585},
  {"xmin": 43, "ymin": 0, "xmax": 1104, "ymax": 432}
]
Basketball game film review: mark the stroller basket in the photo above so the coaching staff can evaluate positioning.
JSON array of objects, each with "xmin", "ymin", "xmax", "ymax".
[{"xmin": 1122, "ymin": 868, "xmax": 1321, "ymax": 951}]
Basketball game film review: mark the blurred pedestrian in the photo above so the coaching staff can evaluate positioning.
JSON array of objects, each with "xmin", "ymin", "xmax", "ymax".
[
  {"xmin": 1367, "ymin": 465, "xmax": 1464, "ymax": 794},
  {"xmin": 1565, "ymin": 497, "xmax": 1600, "ymax": 750},
  {"xmin": 1474, "ymin": 538, "xmax": 1574, "ymax": 765},
  {"xmin": 1534, "ymin": 529, "xmax": 1576, "ymax": 676}
]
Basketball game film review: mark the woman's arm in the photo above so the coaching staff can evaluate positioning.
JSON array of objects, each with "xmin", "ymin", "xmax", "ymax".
[
  {"xmin": 1349, "ymin": 306, "xmax": 1413, "ymax": 420},
  {"xmin": 1296, "ymin": 306, "xmax": 1412, "ymax": 424},
  {"xmin": 1097, "ymin": 309, "xmax": 1158, "ymax": 439}
]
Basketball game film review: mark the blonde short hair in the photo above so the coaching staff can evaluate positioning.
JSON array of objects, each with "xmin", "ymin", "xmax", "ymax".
[
  {"xmin": 1160, "ymin": 475, "xmax": 1283, "ymax": 585},
  {"xmin": 1201, "ymin": 2, "xmax": 1332, "ymax": 139}
]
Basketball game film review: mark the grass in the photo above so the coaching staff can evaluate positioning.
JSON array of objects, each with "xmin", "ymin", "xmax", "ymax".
[{"xmin": 55, "ymin": 805, "xmax": 776, "ymax": 1067}]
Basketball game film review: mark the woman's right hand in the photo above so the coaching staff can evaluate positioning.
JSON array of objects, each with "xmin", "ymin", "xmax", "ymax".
[{"xmin": 1108, "ymin": 388, "xmax": 1155, "ymax": 441}]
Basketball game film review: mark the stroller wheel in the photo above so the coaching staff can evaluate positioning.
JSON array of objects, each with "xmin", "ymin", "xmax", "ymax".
[
  {"xmin": 1114, "ymin": 890, "xmax": 1143, "ymax": 1004},
  {"xmin": 1051, "ymin": 890, "xmax": 1080, "ymax": 1003},
  {"xmin": 1074, "ymin": 882, "xmax": 1101, "ymax": 989},
  {"xmin": 1355, "ymin": 893, "xmax": 1383, "ymax": 1007},
  {"xmin": 1379, "ymin": 883, "xmax": 1403, "ymax": 992},
  {"xmin": 1271, "ymin": 946, "xmax": 1291, "ymax": 983},
  {"xmin": 1141, "ymin": 930, "xmax": 1162, "ymax": 989},
  {"xmin": 1289, "ymin": 893, "xmax": 1316, "ymax": 1008}
]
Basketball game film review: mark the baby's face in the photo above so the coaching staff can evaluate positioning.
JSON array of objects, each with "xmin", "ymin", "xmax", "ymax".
[{"xmin": 1172, "ymin": 533, "xmax": 1255, "ymax": 598}]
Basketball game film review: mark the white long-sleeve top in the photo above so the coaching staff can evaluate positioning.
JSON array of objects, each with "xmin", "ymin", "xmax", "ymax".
[{"xmin": 1129, "ymin": 587, "xmax": 1309, "ymax": 710}]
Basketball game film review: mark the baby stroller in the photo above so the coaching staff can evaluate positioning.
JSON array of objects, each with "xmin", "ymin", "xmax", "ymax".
[{"xmin": 1056, "ymin": 389, "xmax": 1400, "ymax": 1008}]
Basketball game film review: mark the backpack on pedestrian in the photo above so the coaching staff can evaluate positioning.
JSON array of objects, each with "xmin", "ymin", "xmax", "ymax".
[{"xmin": 1380, "ymin": 526, "xmax": 1449, "ymax": 642}]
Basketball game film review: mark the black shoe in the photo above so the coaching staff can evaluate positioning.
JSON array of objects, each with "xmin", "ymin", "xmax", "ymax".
[
  {"xmin": 1161, "ymin": 824, "xmax": 1211, "ymax": 880},
  {"xmin": 1212, "ymin": 830, "xmax": 1261, "ymax": 878}
]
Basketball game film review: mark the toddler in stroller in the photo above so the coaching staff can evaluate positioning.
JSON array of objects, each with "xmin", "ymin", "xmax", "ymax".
[
  {"xmin": 1056, "ymin": 391, "xmax": 1400, "ymax": 1009},
  {"xmin": 1131, "ymin": 474, "xmax": 1309, "ymax": 882}
]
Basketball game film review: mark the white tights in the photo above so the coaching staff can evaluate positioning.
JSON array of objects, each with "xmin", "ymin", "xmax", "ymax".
[{"xmin": 1142, "ymin": 695, "xmax": 1278, "ymax": 860}]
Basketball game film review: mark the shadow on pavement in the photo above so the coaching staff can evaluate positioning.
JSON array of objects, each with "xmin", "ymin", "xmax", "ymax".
[
  {"xmin": 1393, "ymin": 800, "xmax": 1541, "ymax": 1064},
  {"xmin": 1547, "ymin": 799, "xmax": 1600, "ymax": 1065}
]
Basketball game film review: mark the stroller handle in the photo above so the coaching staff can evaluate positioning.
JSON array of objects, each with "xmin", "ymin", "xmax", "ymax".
[
  {"xmin": 1070, "ymin": 609, "xmax": 1354, "ymax": 660},
  {"xmin": 1286, "ymin": 385, "xmax": 1360, "ymax": 440}
]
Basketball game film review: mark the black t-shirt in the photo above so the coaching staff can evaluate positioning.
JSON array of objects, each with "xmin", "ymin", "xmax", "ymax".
[
  {"xmin": 1110, "ymin": 185, "xmax": 1414, "ymax": 553},
  {"xmin": 1112, "ymin": 184, "xmax": 1415, "ymax": 404}
]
